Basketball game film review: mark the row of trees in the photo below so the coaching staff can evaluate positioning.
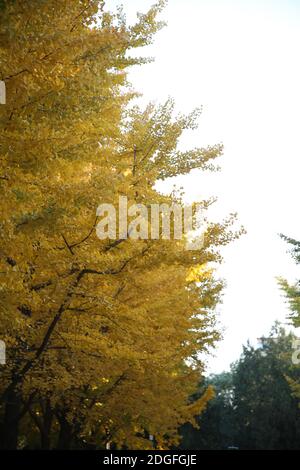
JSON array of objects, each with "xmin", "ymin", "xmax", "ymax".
[{"xmin": 0, "ymin": 1, "xmax": 241, "ymax": 449}]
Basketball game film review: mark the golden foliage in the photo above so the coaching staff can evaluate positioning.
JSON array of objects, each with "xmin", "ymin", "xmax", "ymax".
[{"xmin": 0, "ymin": 0, "xmax": 242, "ymax": 449}]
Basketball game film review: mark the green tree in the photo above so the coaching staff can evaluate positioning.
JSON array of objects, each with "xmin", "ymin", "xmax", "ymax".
[
  {"xmin": 279, "ymin": 235, "xmax": 300, "ymax": 409},
  {"xmin": 180, "ymin": 324, "xmax": 300, "ymax": 450},
  {"xmin": 180, "ymin": 372, "xmax": 236, "ymax": 450},
  {"xmin": 278, "ymin": 235, "xmax": 300, "ymax": 327},
  {"xmin": 232, "ymin": 324, "xmax": 300, "ymax": 449}
]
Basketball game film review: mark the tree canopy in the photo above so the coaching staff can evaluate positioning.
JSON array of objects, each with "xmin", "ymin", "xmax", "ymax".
[{"xmin": 0, "ymin": 0, "xmax": 241, "ymax": 449}]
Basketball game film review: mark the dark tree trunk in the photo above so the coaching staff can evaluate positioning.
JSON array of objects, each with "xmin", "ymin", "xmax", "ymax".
[
  {"xmin": 0, "ymin": 388, "xmax": 21, "ymax": 449},
  {"xmin": 57, "ymin": 415, "xmax": 73, "ymax": 449},
  {"xmin": 40, "ymin": 400, "xmax": 53, "ymax": 450}
]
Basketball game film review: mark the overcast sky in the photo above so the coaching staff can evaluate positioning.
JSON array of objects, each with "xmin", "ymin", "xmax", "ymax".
[{"xmin": 110, "ymin": 0, "xmax": 300, "ymax": 373}]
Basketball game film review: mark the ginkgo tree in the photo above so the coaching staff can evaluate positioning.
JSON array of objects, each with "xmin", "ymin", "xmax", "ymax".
[{"xmin": 0, "ymin": 0, "xmax": 242, "ymax": 449}]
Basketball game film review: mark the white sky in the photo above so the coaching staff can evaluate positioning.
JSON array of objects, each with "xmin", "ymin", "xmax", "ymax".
[{"xmin": 109, "ymin": 0, "xmax": 300, "ymax": 373}]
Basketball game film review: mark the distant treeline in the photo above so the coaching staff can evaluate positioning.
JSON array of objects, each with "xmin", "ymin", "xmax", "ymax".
[{"xmin": 180, "ymin": 324, "xmax": 300, "ymax": 450}]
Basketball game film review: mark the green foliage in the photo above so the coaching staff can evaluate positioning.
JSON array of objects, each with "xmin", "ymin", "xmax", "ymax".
[
  {"xmin": 179, "ymin": 372, "xmax": 235, "ymax": 450},
  {"xmin": 279, "ymin": 235, "xmax": 300, "ymax": 408},
  {"xmin": 279, "ymin": 234, "xmax": 300, "ymax": 327},
  {"xmin": 180, "ymin": 325, "xmax": 300, "ymax": 450}
]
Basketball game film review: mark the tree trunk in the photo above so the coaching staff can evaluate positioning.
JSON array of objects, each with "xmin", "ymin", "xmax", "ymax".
[
  {"xmin": 57, "ymin": 415, "xmax": 73, "ymax": 449},
  {"xmin": 40, "ymin": 400, "xmax": 53, "ymax": 450},
  {"xmin": 0, "ymin": 388, "xmax": 21, "ymax": 449}
]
